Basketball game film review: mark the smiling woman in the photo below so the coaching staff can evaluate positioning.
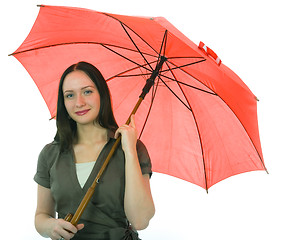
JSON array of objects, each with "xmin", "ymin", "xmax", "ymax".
[
  {"xmin": 55, "ymin": 62, "xmax": 119, "ymax": 152},
  {"xmin": 34, "ymin": 62, "xmax": 155, "ymax": 240}
]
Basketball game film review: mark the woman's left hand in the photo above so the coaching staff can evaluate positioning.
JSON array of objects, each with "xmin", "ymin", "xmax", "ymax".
[{"xmin": 114, "ymin": 114, "xmax": 138, "ymax": 155}]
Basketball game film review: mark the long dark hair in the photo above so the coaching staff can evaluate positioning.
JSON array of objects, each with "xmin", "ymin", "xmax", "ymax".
[{"xmin": 54, "ymin": 62, "xmax": 118, "ymax": 152}]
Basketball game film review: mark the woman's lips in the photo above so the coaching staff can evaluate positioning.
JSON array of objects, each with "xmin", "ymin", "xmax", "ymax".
[{"xmin": 75, "ymin": 109, "xmax": 90, "ymax": 116}]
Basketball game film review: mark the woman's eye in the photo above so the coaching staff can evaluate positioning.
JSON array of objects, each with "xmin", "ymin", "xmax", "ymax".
[
  {"xmin": 65, "ymin": 93, "xmax": 74, "ymax": 99},
  {"xmin": 84, "ymin": 90, "xmax": 92, "ymax": 95}
]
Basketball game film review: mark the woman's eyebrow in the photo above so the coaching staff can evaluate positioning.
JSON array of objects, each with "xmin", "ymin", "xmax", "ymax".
[
  {"xmin": 64, "ymin": 85, "xmax": 95, "ymax": 93},
  {"xmin": 63, "ymin": 89, "xmax": 73, "ymax": 93},
  {"xmin": 81, "ymin": 85, "xmax": 96, "ymax": 90}
]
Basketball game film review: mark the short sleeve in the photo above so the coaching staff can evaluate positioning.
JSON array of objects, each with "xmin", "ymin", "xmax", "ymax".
[
  {"xmin": 136, "ymin": 140, "xmax": 152, "ymax": 177},
  {"xmin": 34, "ymin": 144, "xmax": 53, "ymax": 188}
]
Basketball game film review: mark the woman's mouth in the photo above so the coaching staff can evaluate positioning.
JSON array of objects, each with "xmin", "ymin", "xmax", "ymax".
[{"xmin": 75, "ymin": 109, "xmax": 90, "ymax": 116}]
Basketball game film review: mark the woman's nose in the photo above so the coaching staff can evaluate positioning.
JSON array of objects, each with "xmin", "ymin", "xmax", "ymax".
[{"xmin": 76, "ymin": 95, "xmax": 85, "ymax": 107}]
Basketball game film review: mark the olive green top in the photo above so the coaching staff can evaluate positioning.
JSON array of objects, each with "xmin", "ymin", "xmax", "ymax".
[{"xmin": 34, "ymin": 137, "xmax": 152, "ymax": 240}]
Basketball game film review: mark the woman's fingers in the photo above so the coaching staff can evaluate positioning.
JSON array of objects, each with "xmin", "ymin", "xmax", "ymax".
[
  {"xmin": 129, "ymin": 114, "xmax": 136, "ymax": 128},
  {"xmin": 52, "ymin": 219, "xmax": 82, "ymax": 240},
  {"xmin": 114, "ymin": 115, "xmax": 137, "ymax": 154},
  {"xmin": 77, "ymin": 223, "xmax": 85, "ymax": 231},
  {"xmin": 59, "ymin": 219, "xmax": 78, "ymax": 234}
]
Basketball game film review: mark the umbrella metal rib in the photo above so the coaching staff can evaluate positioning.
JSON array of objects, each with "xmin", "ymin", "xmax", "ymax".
[
  {"xmin": 120, "ymin": 22, "xmax": 155, "ymax": 72},
  {"xmin": 157, "ymin": 63, "xmax": 210, "ymax": 192}
]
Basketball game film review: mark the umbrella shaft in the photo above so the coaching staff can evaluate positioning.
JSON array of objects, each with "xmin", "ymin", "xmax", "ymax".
[{"xmin": 140, "ymin": 56, "xmax": 166, "ymax": 99}]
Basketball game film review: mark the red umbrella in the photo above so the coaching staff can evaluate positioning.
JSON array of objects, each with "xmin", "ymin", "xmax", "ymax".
[{"xmin": 10, "ymin": 5, "xmax": 267, "ymax": 192}]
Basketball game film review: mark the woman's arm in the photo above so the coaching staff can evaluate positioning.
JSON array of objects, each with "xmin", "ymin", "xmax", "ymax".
[
  {"xmin": 124, "ymin": 160, "xmax": 155, "ymax": 230},
  {"xmin": 115, "ymin": 115, "xmax": 155, "ymax": 230},
  {"xmin": 35, "ymin": 185, "xmax": 84, "ymax": 239}
]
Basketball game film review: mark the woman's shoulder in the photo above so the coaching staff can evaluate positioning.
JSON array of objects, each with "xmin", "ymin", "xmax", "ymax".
[
  {"xmin": 41, "ymin": 140, "xmax": 60, "ymax": 152},
  {"xmin": 35, "ymin": 141, "xmax": 62, "ymax": 187},
  {"xmin": 38, "ymin": 141, "xmax": 62, "ymax": 163}
]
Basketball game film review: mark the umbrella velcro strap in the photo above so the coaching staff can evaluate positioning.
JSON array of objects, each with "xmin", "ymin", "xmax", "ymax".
[{"xmin": 198, "ymin": 41, "xmax": 222, "ymax": 66}]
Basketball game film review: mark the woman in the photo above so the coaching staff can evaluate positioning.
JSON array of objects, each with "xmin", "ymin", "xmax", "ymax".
[{"xmin": 34, "ymin": 62, "xmax": 155, "ymax": 240}]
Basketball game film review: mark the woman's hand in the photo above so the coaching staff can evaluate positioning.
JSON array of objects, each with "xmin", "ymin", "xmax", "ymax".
[
  {"xmin": 48, "ymin": 218, "xmax": 84, "ymax": 240},
  {"xmin": 115, "ymin": 114, "xmax": 138, "ymax": 156},
  {"xmin": 35, "ymin": 185, "xmax": 84, "ymax": 239}
]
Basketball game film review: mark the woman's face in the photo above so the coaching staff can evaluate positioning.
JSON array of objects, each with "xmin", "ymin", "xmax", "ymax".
[{"xmin": 62, "ymin": 70, "xmax": 101, "ymax": 126}]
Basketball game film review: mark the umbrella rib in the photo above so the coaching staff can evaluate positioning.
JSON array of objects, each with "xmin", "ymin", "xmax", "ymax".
[
  {"xmin": 168, "ymin": 56, "xmax": 206, "ymax": 60},
  {"xmin": 161, "ymin": 58, "xmax": 206, "ymax": 73},
  {"xmin": 103, "ymin": 12, "xmax": 159, "ymax": 57},
  {"xmin": 164, "ymin": 59, "xmax": 220, "ymax": 98},
  {"xmin": 159, "ymin": 57, "xmax": 217, "ymax": 95},
  {"xmin": 105, "ymin": 13, "xmax": 169, "ymax": 74},
  {"xmin": 138, "ymin": 75, "xmax": 160, "ymax": 140},
  {"xmin": 158, "ymin": 74, "xmax": 217, "ymax": 95},
  {"xmin": 101, "ymin": 44, "xmax": 153, "ymax": 74},
  {"xmin": 120, "ymin": 23, "xmax": 154, "ymax": 71},
  {"xmin": 137, "ymin": 54, "xmax": 167, "ymax": 139},
  {"xmin": 158, "ymin": 75, "xmax": 192, "ymax": 111},
  {"xmin": 9, "ymin": 41, "xmax": 157, "ymax": 59},
  {"xmin": 110, "ymin": 72, "xmax": 151, "ymax": 78},
  {"xmin": 157, "ymin": 29, "xmax": 168, "ymax": 61},
  {"xmin": 108, "ymin": 31, "xmax": 168, "ymax": 81},
  {"xmin": 106, "ymin": 60, "xmax": 159, "ymax": 81},
  {"xmin": 162, "ymin": 30, "xmax": 168, "ymax": 56},
  {"xmin": 160, "ymin": 61, "xmax": 209, "ymax": 191}
]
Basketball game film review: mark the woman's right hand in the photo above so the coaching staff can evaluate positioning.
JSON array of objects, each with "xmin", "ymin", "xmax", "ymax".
[
  {"xmin": 35, "ymin": 185, "xmax": 84, "ymax": 239},
  {"xmin": 48, "ymin": 218, "xmax": 84, "ymax": 240}
]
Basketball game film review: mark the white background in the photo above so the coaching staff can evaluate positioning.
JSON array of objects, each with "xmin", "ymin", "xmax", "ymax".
[{"xmin": 1, "ymin": 0, "xmax": 286, "ymax": 239}]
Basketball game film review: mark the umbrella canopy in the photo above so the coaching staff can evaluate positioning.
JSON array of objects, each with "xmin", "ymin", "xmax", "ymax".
[{"xmin": 10, "ymin": 5, "xmax": 267, "ymax": 191}]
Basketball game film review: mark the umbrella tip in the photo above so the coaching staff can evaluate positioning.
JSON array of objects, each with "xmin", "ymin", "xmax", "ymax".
[{"xmin": 206, "ymin": 189, "xmax": 209, "ymax": 194}]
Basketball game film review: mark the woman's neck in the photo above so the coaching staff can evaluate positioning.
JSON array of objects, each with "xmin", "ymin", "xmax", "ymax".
[{"xmin": 76, "ymin": 123, "xmax": 108, "ymax": 146}]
